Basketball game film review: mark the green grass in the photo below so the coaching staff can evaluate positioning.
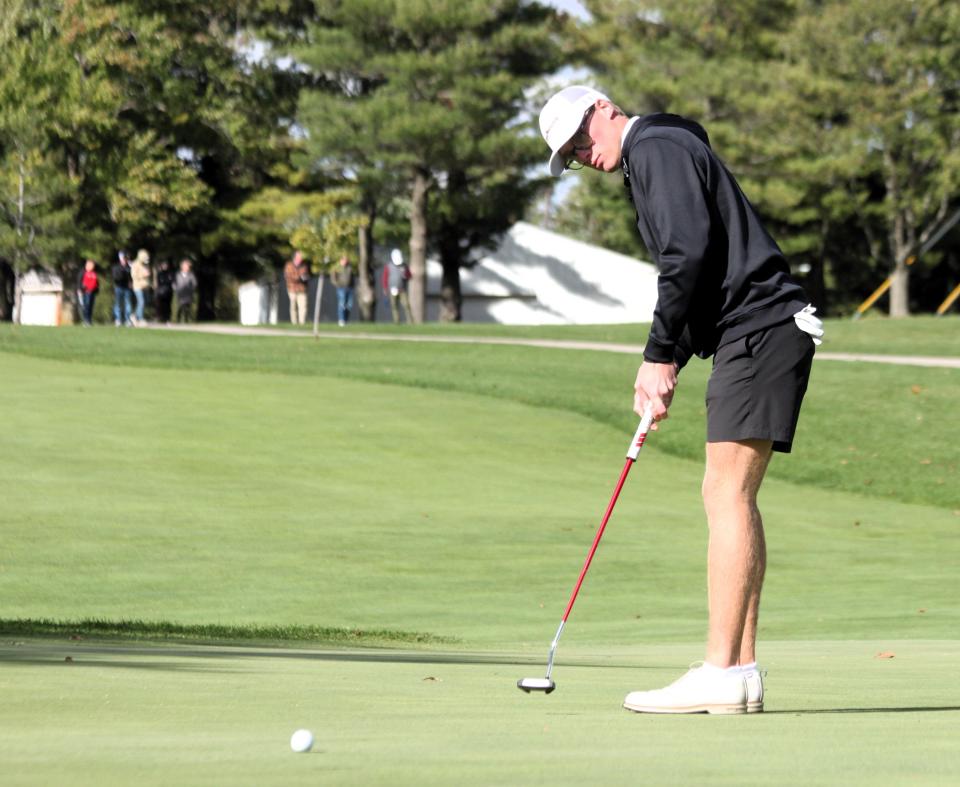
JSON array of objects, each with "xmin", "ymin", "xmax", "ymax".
[
  {"xmin": 2, "ymin": 639, "xmax": 958, "ymax": 785},
  {"xmin": 256, "ymin": 314, "xmax": 960, "ymax": 357},
  {"xmin": 0, "ymin": 322, "xmax": 957, "ymax": 785},
  {"xmin": 1, "ymin": 324, "xmax": 957, "ymax": 508}
]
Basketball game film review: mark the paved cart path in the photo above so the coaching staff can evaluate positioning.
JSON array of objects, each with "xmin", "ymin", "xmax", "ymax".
[{"xmin": 149, "ymin": 322, "xmax": 960, "ymax": 369}]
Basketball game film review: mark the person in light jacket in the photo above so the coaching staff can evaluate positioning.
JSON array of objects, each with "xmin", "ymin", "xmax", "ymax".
[{"xmin": 131, "ymin": 248, "xmax": 151, "ymax": 326}]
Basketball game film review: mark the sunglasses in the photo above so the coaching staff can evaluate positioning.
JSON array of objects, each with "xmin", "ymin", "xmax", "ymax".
[{"xmin": 563, "ymin": 106, "xmax": 596, "ymax": 170}]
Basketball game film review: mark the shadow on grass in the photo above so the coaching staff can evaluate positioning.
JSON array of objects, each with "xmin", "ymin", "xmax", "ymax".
[
  {"xmin": 4, "ymin": 644, "xmax": 957, "ymax": 716},
  {"xmin": 767, "ymin": 706, "xmax": 960, "ymax": 715},
  {"xmin": 0, "ymin": 641, "xmax": 656, "ymax": 674},
  {"xmin": 0, "ymin": 617, "xmax": 452, "ymax": 647}
]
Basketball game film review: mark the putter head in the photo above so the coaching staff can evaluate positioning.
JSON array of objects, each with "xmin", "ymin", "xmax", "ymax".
[{"xmin": 517, "ymin": 677, "xmax": 556, "ymax": 694}]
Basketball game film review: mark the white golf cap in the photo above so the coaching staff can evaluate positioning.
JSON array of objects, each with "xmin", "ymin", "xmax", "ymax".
[
  {"xmin": 539, "ymin": 85, "xmax": 609, "ymax": 177},
  {"xmin": 390, "ymin": 248, "xmax": 403, "ymax": 265}
]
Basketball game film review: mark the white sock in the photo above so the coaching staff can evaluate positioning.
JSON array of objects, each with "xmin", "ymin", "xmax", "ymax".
[
  {"xmin": 739, "ymin": 661, "xmax": 758, "ymax": 674},
  {"xmin": 702, "ymin": 661, "xmax": 741, "ymax": 675},
  {"xmin": 701, "ymin": 661, "xmax": 727, "ymax": 674}
]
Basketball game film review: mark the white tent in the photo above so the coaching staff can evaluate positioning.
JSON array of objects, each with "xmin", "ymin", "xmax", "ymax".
[{"xmin": 425, "ymin": 222, "xmax": 657, "ymax": 324}]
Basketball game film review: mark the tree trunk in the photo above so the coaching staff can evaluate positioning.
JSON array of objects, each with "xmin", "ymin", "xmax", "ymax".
[
  {"xmin": 357, "ymin": 212, "xmax": 377, "ymax": 322},
  {"xmin": 888, "ymin": 206, "xmax": 911, "ymax": 317},
  {"xmin": 439, "ymin": 260, "xmax": 462, "ymax": 322},
  {"xmin": 13, "ymin": 268, "xmax": 23, "ymax": 324},
  {"xmin": 0, "ymin": 260, "xmax": 16, "ymax": 321},
  {"xmin": 889, "ymin": 254, "xmax": 910, "ymax": 317},
  {"xmin": 197, "ymin": 262, "xmax": 216, "ymax": 321},
  {"xmin": 885, "ymin": 160, "xmax": 911, "ymax": 318},
  {"xmin": 807, "ymin": 217, "xmax": 829, "ymax": 313},
  {"xmin": 408, "ymin": 167, "xmax": 431, "ymax": 323},
  {"xmin": 312, "ymin": 273, "xmax": 324, "ymax": 336}
]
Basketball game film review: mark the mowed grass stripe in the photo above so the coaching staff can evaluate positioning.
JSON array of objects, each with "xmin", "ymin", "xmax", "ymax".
[
  {"xmin": 2, "ymin": 352, "xmax": 957, "ymax": 645},
  {"xmin": 1, "ymin": 325, "xmax": 957, "ymax": 508}
]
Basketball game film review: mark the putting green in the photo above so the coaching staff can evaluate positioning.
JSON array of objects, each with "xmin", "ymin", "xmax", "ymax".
[
  {"xmin": 1, "ymin": 344, "xmax": 957, "ymax": 785},
  {"xmin": 2, "ymin": 639, "xmax": 957, "ymax": 786}
]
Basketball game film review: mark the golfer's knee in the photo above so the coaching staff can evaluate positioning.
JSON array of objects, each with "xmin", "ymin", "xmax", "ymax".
[{"xmin": 702, "ymin": 474, "xmax": 756, "ymax": 520}]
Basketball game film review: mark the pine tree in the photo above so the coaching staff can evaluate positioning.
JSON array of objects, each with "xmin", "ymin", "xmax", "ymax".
[{"xmin": 293, "ymin": 0, "xmax": 563, "ymax": 322}]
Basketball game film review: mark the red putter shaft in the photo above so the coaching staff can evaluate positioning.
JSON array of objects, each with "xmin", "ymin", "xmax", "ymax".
[
  {"xmin": 517, "ymin": 407, "xmax": 654, "ymax": 693},
  {"xmin": 560, "ymin": 419, "xmax": 649, "ymax": 623}
]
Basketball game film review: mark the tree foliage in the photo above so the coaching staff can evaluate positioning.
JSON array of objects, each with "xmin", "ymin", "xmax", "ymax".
[
  {"xmin": 566, "ymin": 0, "xmax": 960, "ymax": 315},
  {"xmin": 292, "ymin": 0, "xmax": 565, "ymax": 321},
  {"xmin": 2, "ymin": 0, "xmax": 957, "ymax": 322},
  {"xmin": 0, "ymin": 0, "xmax": 306, "ymax": 319}
]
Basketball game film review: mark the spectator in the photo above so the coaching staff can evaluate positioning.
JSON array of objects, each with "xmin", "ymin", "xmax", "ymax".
[
  {"xmin": 174, "ymin": 259, "xmax": 198, "ymax": 323},
  {"xmin": 112, "ymin": 251, "xmax": 133, "ymax": 326},
  {"xmin": 155, "ymin": 260, "xmax": 175, "ymax": 324},
  {"xmin": 382, "ymin": 248, "xmax": 412, "ymax": 324},
  {"xmin": 76, "ymin": 259, "xmax": 99, "ymax": 326},
  {"xmin": 131, "ymin": 248, "xmax": 151, "ymax": 326},
  {"xmin": 332, "ymin": 255, "xmax": 356, "ymax": 326},
  {"xmin": 284, "ymin": 250, "xmax": 311, "ymax": 325}
]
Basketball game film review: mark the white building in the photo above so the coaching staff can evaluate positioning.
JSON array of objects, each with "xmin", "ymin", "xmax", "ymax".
[
  {"xmin": 425, "ymin": 221, "xmax": 657, "ymax": 324},
  {"xmin": 17, "ymin": 269, "xmax": 64, "ymax": 326}
]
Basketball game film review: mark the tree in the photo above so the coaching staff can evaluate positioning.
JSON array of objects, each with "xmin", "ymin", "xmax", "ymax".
[
  {"xmin": 573, "ymin": 0, "xmax": 960, "ymax": 316},
  {"xmin": 570, "ymin": 0, "xmax": 804, "ymax": 263},
  {"xmin": 0, "ymin": 1, "xmax": 84, "ymax": 277},
  {"xmin": 0, "ymin": 0, "xmax": 308, "ymax": 320},
  {"xmin": 293, "ymin": 0, "xmax": 564, "ymax": 322},
  {"xmin": 784, "ymin": 0, "xmax": 960, "ymax": 316}
]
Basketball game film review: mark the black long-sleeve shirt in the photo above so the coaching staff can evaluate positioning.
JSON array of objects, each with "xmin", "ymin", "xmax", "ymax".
[{"xmin": 622, "ymin": 114, "xmax": 807, "ymax": 368}]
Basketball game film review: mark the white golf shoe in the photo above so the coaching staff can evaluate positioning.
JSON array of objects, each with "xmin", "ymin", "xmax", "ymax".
[
  {"xmin": 623, "ymin": 663, "xmax": 748, "ymax": 715},
  {"xmin": 744, "ymin": 667, "xmax": 764, "ymax": 713}
]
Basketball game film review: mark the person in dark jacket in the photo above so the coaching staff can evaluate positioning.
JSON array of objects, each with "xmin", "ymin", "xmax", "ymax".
[
  {"xmin": 331, "ymin": 255, "xmax": 356, "ymax": 326},
  {"xmin": 155, "ymin": 260, "xmax": 175, "ymax": 324},
  {"xmin": 539, "ymin": 86, "xmax": 823, "ymax": 716},
  {"xmin": 111, "ymin": 251, "xmax": 133, "ymax": 326},
  {"xmin": 174, "ymin": 258, "xmax": 198, "ymax": 323}
]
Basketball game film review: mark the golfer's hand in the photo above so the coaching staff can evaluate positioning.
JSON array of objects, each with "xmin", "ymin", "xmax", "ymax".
[{"xmin": 633, "ymin": 362, "xmax": 678, "ymax": 428}]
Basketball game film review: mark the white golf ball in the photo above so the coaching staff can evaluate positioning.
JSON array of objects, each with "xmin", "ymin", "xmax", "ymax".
[{"xmin": 290, "ymin": 728, "xmax": 314, "ymax": 753}]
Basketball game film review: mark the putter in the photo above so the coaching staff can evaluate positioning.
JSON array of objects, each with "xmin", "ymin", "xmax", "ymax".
[{"xmin": 518, "ymin": 405, "xmax": 655, "ymax": 694}]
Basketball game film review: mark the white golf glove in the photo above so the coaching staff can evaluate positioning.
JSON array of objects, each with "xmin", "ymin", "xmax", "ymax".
[{"xmin": 793, "ymin": 304, "xmax": 824, "ymax": 346}]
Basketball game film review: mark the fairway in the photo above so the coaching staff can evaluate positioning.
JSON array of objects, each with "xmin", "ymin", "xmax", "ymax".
[{"xmin": 2, "ymin": 327, "xmax": 958, "ymax": 785}]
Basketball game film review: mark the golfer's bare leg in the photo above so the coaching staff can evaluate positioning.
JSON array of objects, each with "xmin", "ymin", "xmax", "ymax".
[
  {"xmin": 738, "ymin": 524, "xmax": 766, "ymax": 665},
  {"xmin": 702, "ymin": 439, "xmax": 772, "ymax": 668}
]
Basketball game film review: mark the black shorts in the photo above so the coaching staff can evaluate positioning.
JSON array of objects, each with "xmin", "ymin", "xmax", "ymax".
[{"xmin": 706, "ymin": 319, "xmax": 815, "ymax": 453}]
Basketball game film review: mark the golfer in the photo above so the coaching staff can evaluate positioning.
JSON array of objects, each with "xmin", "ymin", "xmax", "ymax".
[{"xmin": 539, "ymin": 86, "xmax": 823, "ymax": 714}]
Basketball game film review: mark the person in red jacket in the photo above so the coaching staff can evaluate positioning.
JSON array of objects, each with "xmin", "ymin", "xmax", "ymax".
[
  {"xmin": 76, "ymin": 259, "xmax": 99, "ymax": 326},
  {"xmin": 540, "ymin": 85, "xmax": 824, "ymax": 715}
]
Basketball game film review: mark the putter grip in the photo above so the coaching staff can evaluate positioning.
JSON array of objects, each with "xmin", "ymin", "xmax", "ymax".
[{"xmin": 625, "ymin": 406, "xmax": 654, "ymax": 461}]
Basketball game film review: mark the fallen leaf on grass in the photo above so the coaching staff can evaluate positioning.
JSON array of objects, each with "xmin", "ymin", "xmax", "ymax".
[
  {"xmin": 422, "ymin": 676, "xmax": 442, "ymax": 682},
  {"xmin": 874, "ymin": 652, "xmax": 896, "ymax": 659},
  {"xmin": 910, "ymin": 385, "xmax": 923, "ymax": 395}
]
